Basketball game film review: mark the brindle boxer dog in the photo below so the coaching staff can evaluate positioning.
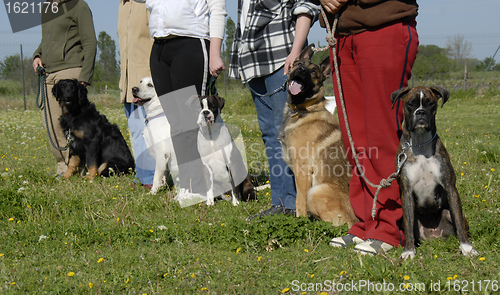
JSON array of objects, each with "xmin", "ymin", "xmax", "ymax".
[
  {"xmin": 278, "ymin": 44, "xmax": 357, "ymax": 226},
  {"xmin": 391, "ymin": 86, "xmax": 478, "ymax": 259}
]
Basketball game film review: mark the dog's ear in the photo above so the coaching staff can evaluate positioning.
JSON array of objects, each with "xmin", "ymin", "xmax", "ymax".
[
  {"xmin": 214, "ymin": 95, "xmax": 225, "ymax": 110},
  {"xmin": 429, "ymin": 86, "xmax": 450, "ymax": 107},
  {"xmin": 298, "ymin": 44, "xmax": 316, "ymax": 61},
  {"xmin": 320, "ymin": 56, "xmax": 331, "ymax": 78},
  {"xmin": 390, "ymin": 87, "xmax": 411, "ymax": 109},
  {"xmin": 52, "ymin": 81, "xmax": 61, "ymax": 101},
  {"xmin": 77, "ymin": 80, "xmax": 89, "ymax": 105}
]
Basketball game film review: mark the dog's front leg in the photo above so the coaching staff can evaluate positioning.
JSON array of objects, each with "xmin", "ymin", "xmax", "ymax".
[
  {"xmin": 446, "ymin": 184, "xmax": 478, "ymax": 256},
  {"xmin": 150, "ymin": 154, "xmax": 168, "ymax": 195},
  {"xmin": 294, "ymin": 162, "xmax": 312, "ymax": 217},
  {"xmin": 64, "ymin": 155, "xmax": 81, "ymax": 178},
  {"xmin": 400, "ymin": 177, "xmax": 417, "ymax": 260},
  {"xmin": 204, "ymin": 164, "xmax": 215, "ymax": 206},
  {"xmin": 85, "ymin": 143, "xmax": 100, "ymax": 180}
]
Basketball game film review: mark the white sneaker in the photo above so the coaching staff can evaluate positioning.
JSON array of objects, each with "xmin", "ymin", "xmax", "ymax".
[
  {"xmin": 354, "ymin": 239, "xmax": 394, "ymax": 256},
  {"xmin": 330, "ymin": 234, "xmax": 364, "ymax": 248},
  {"xmin": 175, "ymin": 188, "xmax": 206, "ymax": 208}
]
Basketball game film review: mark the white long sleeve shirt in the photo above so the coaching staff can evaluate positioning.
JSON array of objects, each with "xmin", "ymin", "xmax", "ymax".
[{"xmin": 135, "ymin": 0, "xmax": 226, "ymax": 40}]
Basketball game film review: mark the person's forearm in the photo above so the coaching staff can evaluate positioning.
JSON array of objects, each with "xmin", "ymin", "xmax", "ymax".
[
  {"xmin": 284, "ymin": 14, "xmax": 313, "ymax": 74},
  {"xmin": 291, "ymin": 14, "xmax": 312, "ymax": 56}
]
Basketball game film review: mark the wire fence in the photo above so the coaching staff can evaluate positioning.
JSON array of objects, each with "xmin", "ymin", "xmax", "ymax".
[{"xmin": 1, "ymin": 34, "xmax": 499, "ymax": 103}]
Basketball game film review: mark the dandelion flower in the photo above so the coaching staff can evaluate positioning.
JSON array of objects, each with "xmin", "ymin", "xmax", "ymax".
[
  {"xmin": 304, "ymin": 249, "xmax": 309, "ymax": 252},
  {"xmin": 479, "ymin": 257, "xmax": 485, "ymax": 261},
  {"xmin": 403, "ymin": 275, "xmax": 410, "ymax": 280},
  {"xmin": 8, "ymin": 218, "xmax": 14, "ymax": 221},
  {"xmin": 68, "ymin": 272, "xmax": 75, "ymax": 276},
  {"xmin": 340, "ymin": 270, "xmax": 347, "ymax": 276},
  {"xmin": 236, "ymin": 247, "xmax": 241, "ymax": 254},
  {"xmin": 97, "ymin": 258, "xmax": 104, "ymax": 263},
  {"xmin": 88, "ymin": 282, "xmax": 93, "ymax": 288},
  {"xmin": 310, "ymin": 274, "xmax": 314, "ymax": 278},
  {"xmin": 258, "ymin": 256, "xmax": 262, "ymax": 261},
  {"xmin": 281, "ymin": 287, "xmax": 290, "ymax": 293},
  {"xmin": 125, "ymin": 278, "xmax": 130, "ymax": 283}
]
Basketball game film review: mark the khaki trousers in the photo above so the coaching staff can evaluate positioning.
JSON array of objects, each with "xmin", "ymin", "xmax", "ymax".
[{"xmin": 41, "ymin": 67, "xmax": 82, "ymax": 175}]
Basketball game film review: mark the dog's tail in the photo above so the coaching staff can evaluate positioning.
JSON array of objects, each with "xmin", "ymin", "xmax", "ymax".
[{"xmin": 99, "ymin": 159, "xmax": 135, "ymax": 177}]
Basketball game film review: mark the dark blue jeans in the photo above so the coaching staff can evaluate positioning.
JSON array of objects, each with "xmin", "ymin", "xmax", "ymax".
[
  {"xmin": 247, "ymin": 67, "xmax": 296, "ymax": 210},
  {"xmin": 123, "ymin": 103, "xmax": 155, "ymax": 185}
]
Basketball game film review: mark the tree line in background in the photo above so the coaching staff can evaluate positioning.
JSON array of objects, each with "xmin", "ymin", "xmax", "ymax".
[
  {"xmin": 0, "ymin": 18, "xmax": 498, "ymax": 95},
  {"xmin": 0, "ymin": 31, "xmax": 118, "ymax": 95}
]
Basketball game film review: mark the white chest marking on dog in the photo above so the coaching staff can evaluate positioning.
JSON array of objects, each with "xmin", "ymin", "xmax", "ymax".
[{"xmin": 405, "ymin": 155, "xmax": 442, "ymax": 206}]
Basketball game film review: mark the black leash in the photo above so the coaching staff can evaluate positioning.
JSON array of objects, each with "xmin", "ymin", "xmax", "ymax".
[
  {"xmin": 36, "ymin": 66, "xmax": 68, "ymax": 152},
  {"xmin": 246, "ymin": 80, "xmax": 287, "ymax": 111}
]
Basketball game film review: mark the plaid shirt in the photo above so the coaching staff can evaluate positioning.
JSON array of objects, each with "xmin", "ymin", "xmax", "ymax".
[{"xmin": 228, "ymin": 0, "xmax": 320, "ymax": 83}]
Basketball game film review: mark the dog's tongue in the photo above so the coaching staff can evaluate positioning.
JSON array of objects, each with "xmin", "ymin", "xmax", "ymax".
[
  {"xmin": 132, "ymin": 96, "xmax": 141, "ymax": 104},
  {"xmin": 289, "ymin": 80, "xmax": 303, "ymax": 95}
]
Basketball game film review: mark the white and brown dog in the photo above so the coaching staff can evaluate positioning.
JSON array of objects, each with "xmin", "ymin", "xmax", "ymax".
[
  {"xmin": 196, "ymin": 95, "xmax": 256, "ymax": 206},
  {"xmin": 391, "ymin": 86, "xmax": 478, "ymax": 259},
  {"xmin": 132, "ymin": 77, "xmax": 178, "ymax": 195}
]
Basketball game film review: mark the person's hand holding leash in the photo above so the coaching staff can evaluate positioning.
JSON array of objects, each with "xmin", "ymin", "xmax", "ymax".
[
  {"xmin": 33, "ymin": 57, "xmax": 43, "ymax": 74},
  {"xmin": 319, "ymin": 0, "xmax": 349, "ymax": 14},
  {"xmin": 209, "ymin": 37, "xmax": 225, "ymax": 77}
]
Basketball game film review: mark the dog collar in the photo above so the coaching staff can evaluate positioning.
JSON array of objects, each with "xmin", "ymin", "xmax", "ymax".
[
  {"xmin": 145, "ymin": 113, "xmax": 165, "ymax": 126},
  {"xmin": 288, "ymin": 96, "xmax": 321, "ymax": 117},
  {"xmin": 397, "ymin": 132, "xmax": 438, "ymax": 174},
  {"xmin": 406, "ymin": 132, "xmax": 438, "ymax": 148}
]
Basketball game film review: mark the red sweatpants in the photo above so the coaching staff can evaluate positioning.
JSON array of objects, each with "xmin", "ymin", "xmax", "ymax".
[{"xmin": 330, "ymin": 20, "xmax": 419, "ymax": 247}]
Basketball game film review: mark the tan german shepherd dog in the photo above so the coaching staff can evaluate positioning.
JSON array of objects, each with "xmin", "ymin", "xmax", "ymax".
[{"xmin": 278, "ymin": 44, "xmax": 357, "ymax": 226}]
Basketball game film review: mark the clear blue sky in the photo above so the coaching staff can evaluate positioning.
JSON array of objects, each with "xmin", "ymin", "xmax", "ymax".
[{"xmin": 1, "ymin": 0, "xmax": 499, "ymax": 60}]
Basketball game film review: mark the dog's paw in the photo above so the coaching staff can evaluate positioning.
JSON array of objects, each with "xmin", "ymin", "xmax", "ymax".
[
  {"xmin": 460, "ymin": 243, "xmax": 478, "ymax": 256},
  {"xmin": 232, "ymin": 198, "xmax": 240, "ymax": 206},
  {"xmin": 400, "ymin": 250, "xmax": 416, "ymax": 260},
  {"xmin": 206, "ymin": 198, "xmax": 215, "ymax": 206}
]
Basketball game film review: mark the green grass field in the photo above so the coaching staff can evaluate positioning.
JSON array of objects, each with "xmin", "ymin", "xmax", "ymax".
[{"xmin": 0, "ymin": 87, "xmax": 499, "ymax": 294}]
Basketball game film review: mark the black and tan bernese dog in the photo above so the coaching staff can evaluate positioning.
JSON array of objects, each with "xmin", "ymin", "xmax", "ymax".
[{"xmin": 53, "ymin": 79, "xmax": 135, "ymax": 180}]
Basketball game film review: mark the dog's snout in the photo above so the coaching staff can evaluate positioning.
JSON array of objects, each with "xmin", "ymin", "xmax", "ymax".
[{"xmin": 416, "ymin": 109, "xmax": 426, "ymax": 116}]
